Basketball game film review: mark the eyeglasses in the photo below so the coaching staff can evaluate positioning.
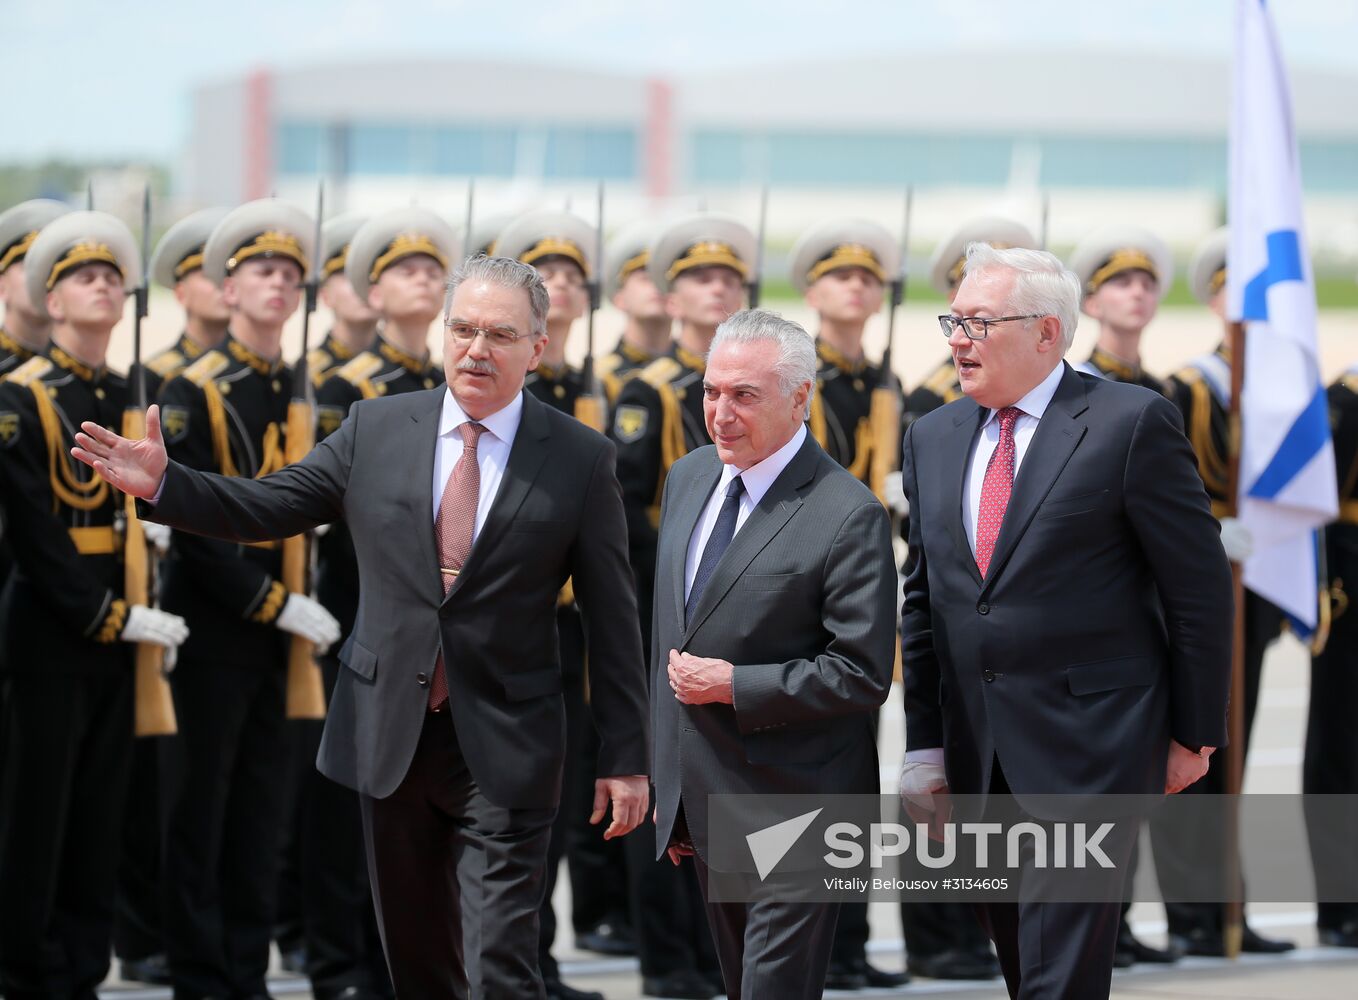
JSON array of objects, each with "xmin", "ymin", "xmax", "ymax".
[
  {"xmin": 445, "ymin": 321, "xmax": 536, "ymax": 349},
  {"xmin": 938, "ymin": 314, "xmax": 1042, "ymax": 340}
]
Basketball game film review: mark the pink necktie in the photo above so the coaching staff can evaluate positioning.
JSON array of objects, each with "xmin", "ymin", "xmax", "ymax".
[
  {"xmin": 975, "ymin": 407, "xmax": 1020, "ymax": 578},
  {"xmin": 429, "ymin": 421, "xmax": 486, "ymax": 711}
]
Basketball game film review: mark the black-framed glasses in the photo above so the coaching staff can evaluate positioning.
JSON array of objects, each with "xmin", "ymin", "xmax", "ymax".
[
  {"xmin": 938, "ymin": 314, "xmax": 1042, "ymax": 340},
  {"xmin": 445, "ymin": 321, "xmax": 536, "ymax": 348}
]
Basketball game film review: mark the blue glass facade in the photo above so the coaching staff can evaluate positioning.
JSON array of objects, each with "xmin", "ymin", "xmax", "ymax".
[{"xmin": 277, "ymin": 119, "xmax": 1358, "ymax": 193}]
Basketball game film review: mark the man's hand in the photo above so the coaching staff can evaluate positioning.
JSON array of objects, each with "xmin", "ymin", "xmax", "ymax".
[
  {"xmin": 71, "ymin": 405, "xmax": 168, "ymax": 501},
  {"xmin": 121, "ymin": 605, "xmax": 189, "ymax": 648},
  {"xmin": 141, "ymin": 521, "xmax": 172, "ymax": 555},
  {"xmin": 667, "ymin": 649, "xmax": 734, "ymax": 705},
  {"xmin": 899, "ymin": 759, "xmax": 951, "ymax": 842},
  {"xmin": 1166, "ymin": 741, "xmax": 1214, "ymax": 794},
  {"xmin": 591, "ymin": 775, "xmax": 648, "ymax": 840},
  {"xmin": 1218, "ymin": 517, "xmax": 1254, "ymax": 563},
  {"xmin": 276, "ymin": 594, "xmax": 342, "ymax": 653}
]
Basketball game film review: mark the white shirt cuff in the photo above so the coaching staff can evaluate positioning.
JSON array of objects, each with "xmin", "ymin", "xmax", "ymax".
[{"xmin": 904, "ymin": 747, "xmax": 945, "ymax": 766}]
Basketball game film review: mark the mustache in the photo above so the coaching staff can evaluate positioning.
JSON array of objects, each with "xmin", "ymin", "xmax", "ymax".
[{"xmin": 456, "ymin": 358, "xmax": 498, "ymax": 375}]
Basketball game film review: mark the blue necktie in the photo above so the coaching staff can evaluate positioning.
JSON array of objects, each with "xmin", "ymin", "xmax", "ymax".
[{"xmin": 686, "ymin": 475, "xmax": 745, "ymax": 626}]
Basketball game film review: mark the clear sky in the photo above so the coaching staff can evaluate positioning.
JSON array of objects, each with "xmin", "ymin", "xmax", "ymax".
[{"xmin": 7, "ymin": 0, "xmax": 1356, "ymax": 163}]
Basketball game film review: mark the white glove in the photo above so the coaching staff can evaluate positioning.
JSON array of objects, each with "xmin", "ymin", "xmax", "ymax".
[
  {"xmin": 1218, "ymin": 516, "xmax": 1254, "ymax": 563},
  {"xmin": 312, "ymin": 522, "xmax": 333, "ymax": 537},
  {"xmin": 121, "ymin": 605, "xmax": 189, "ymax": 648},
  {"xmin": 276, "ymin": 593, "xmax": 341, "ymax": 653},
  {"xmin": 883, "ymin": 471, "xmax": 910, "ymax": 517},
  {"xmin": 899, "ymin": 759, "xmax": 949, "ymax": 813},
  {"xmin": 141, "ymin": 521, "xmax": 172, "ymax": 555}
]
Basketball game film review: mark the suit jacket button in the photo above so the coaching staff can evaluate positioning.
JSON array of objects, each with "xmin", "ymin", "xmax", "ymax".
[
  {"xmin": 416, "ymin": 672, "xmax": 429, "ymax": 687},
  {"xmin": 977, "ymin": 601, "xmax": 990, "ymax": 615},
  {"xmin": 983, "ymin": 669, "xmax": 995, "ymax": 682}
]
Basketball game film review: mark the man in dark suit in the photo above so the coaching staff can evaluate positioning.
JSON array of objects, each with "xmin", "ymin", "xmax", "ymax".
[
  {"xmin": 73, "ymin": 255, "xmax": 651, "ymax": 1000},
  {"xmin": 651, "ymin": 309, "xmax": 898, "ymax": 999},
  {"xmin": 898, "ymin": 242, "xmax": 1233, "ymax": 1000}
]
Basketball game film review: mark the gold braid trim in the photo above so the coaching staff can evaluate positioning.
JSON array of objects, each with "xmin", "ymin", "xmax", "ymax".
[
  {"xmin": 250, "ymin": 580, "xmax": 288, "ymax": 624},
  {"xmin": 1185, "ymin": 375, "xmax": 1229, "ymax": 499},
  {"xmin": 27, "ymin": 380, "xmax": 110, "ymax": 512},
  {"xmin": 95, "ymin": 599, "xmax": 129, "ymax": 644},
  {"xmin": 196, "ymin": 372, "xmax": 284, "ymax": 479},
  {"xmin": 809, "ymin": 390, "xmax": 828, "ymax": 450}
]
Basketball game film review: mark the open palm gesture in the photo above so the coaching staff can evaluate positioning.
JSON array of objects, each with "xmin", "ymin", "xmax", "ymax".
[{"xmin": 72, "ymin": 404, "xmax": 169, "ymax": 501}]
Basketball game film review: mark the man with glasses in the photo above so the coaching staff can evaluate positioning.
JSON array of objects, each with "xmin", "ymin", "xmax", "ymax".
[
  {"xmin": 73, "ymin": 254, "xmax": 651, "ymax": 998},
  {"xmin": 899, "ymin": 242, "xmax": 1232, "ymax": 1000}
]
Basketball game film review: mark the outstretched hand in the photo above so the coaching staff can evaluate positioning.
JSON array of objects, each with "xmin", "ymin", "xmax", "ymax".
[{"xmin": 72, "ymin": 404, "xmax": 169, "ymax": 501}]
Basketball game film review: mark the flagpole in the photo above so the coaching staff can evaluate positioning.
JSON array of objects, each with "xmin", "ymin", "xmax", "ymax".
[{"xmin": 1223, "ymin": 318, "xmax": 1247, "ymax": 959}]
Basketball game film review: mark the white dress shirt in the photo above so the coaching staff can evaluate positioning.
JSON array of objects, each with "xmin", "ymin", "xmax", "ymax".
[
  {"xmin": 683, "ymin": 424, "xmax": 807, "ymax": 600},
  {"xmin": 961, "ymin": 361, "xmax": 1066, "ymax": 556},
  {"xmin": 907, "ymin": 362, "xmax": 1065, "ymax": 770},
  {"xmin": 433, "ymin": 389, "xmax": 524, "ymax": 536}
]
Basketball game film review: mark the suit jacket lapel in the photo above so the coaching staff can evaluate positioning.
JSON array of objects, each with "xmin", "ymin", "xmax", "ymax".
[
  {"xmin": 670, "ymin": 458, "xmax": 723, "ymax": 626},
  {"xmin": 443, "ymin": 390, "xmax": 551, "ymax": 604},
  {"xmin": 406, "ymin": 389, "xmax": 445, "ymax": 603},
  {"xmin": 946, "ymin": 400, "xmax": 987, "ymax": 588},
  {"xmin": 681, "ymin": 434, "xmax": 819, "ymax": 644},
  {"xmin": 982, "ymin": 364, "xmax": 1089, "ymax": 591}
]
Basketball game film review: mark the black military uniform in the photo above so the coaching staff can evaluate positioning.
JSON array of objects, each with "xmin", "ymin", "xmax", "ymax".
[
  {"xmin": 1077, "ymin": 345, "xmax": 1165, "ymax": 394},
  {"xmin": 0, "ymin": 347, "xmax": 137, "ymax": 996},
  {"xmin": 1305, "ymin": 370, "xmax": 1358, "ymax": 947},
  {"xmin": 157, "ymin": 335, "xmax": 298, "ymax": 997},
  {"xmin": 309, "ymin": 331, "xmax": 360, "ymax": 389},
  {"xmin": 811, "ymin": 340, "xmax": 891, "ymax": 479},
  {"xmin": 597, "ymin": 340, "xmax": 665, "ymax": 406}
]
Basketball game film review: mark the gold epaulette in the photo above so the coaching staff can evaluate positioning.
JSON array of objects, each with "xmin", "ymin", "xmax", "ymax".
[
  {"xmin": 922, "ymin": 361, "xmax": 959, "ymax": 397},
  {"xmin": 307, "ymin": 346, "xmax": 333, "ymax": 371},
  {"xmin": 3, "ymin": 355, "xmax": 53, "ymax": 386},
  {"xmin": 147, "ymin": 349, "xmax": 187, "ymax": 378},
  {"xmin": 335, "ymin": 352, "xmax": 384, "ymax": 401},
  {"xmin": 639, "ymin": 356, "xmax": 683, "ymax": 390},
  {"xmin": 181, "ymin": 351, "xmax": 230, "ymax": 387},
  {"xmin": 1173, "ymin": 366, "xmax": 1202, "ymax": 385}
]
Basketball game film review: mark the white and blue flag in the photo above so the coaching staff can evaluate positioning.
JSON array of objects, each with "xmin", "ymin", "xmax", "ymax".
[{"xmin": 1228, "ymin": 0, "xmax": 1337, "ymax": 632}]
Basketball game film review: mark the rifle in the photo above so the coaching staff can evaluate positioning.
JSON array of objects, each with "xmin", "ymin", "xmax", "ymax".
[
  {"xmin": 280, "ymin": 186, "xmax": 327, "ymax": 720},
  {"xmin": 124, "ymin": 185, "xmax": 178, "ymax": 737},
  {"xmin": 573, "ymin": 181, "xmax": 607, "ymax": 433},
  {"xmin": 463, "ymin": 178, "xmax": 475, "ymax": 257},
  {"xmin": 1039, "ymin": 191, "xmax": 1051, "ymax": 251},
  {"xmin": 748, "ymin": 185, "xmax": 768, "ymax": 309},
  {"xmin": 868, "ymin": 186, "xmax": 912, "ymax": 506}
]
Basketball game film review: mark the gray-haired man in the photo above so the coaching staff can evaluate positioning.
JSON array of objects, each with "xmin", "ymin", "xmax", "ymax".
[
  {"xmin": 72, "ymin": 255, "xmax": 651, "ymax": 999},
  {"xmin": 650, "ymin": 309, "xmax": 898, "ymax": 998}
]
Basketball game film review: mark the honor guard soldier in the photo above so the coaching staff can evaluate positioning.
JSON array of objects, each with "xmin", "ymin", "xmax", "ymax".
[
  {"xmin": 1067, "ymin": 226, "xmax": 1182, "ymax": 967},
  {"xmin": 0, "ymin": 199, "xmax": 70, "ymax": 375},
  {"xmin": 611, "ymin": 213, "xmax": 754, "ymax": 1000},
  {"xmin": 113, "ymin": 208, "xmax": 231, "ymax": 989},
  {"xmin": 907, "ymin": 216, "xmax": 1038, "ymax": 433},
  {"xmin": 1068, "ymin": 226, "xmax": 1172, "ymax": 392},
  {"xmin": 155, "ymin": 199, "xmax": 341, "ymax": 1000},
  {"xmin": 142, "ymin": 207, "xmax": 232, "ymax": 400},
  {"xmin": 597, "ymin": 221, "xmax": 673, "ymax": 404},
  {"xmin": 789, "ymin": 218, "xmax": 910, "ymax": 992},
  {"xmin": 284, "ymin": 206, "xmax": 458, "ymax": 1000},
  {"xmin": 497, "ymin": 210, "xmax": 596, "ymax": 418},
  {"xmin": 496, "ymin": 209, "xmax": 621, "ymax": 1000},
  {"xmin": 1306, "ymin": 362, "xmax": 1358, "ymax": 950},
  {"xmin": 1155, "ymin": 227, "xmax": 1295, "ymax": 957},
  {"xmin": 311, "ymin": 213, "xmax": 379, "ymax": 385},
  {"xmin": 0, "ymin": 212, "xmax": 188, "ymax": 999},
  {"xmin": 0, "ymin": 200, "xmax": 70, "ymax": 754}
]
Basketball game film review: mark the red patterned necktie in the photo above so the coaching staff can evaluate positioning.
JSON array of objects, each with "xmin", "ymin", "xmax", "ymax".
[
  {"xmin": 429, "ymin": 421, "xmax": 486, "ymax": 711},
  {"xmin": 974, "ymin": 406, "xmax": 1021, "ymax": 578}
]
